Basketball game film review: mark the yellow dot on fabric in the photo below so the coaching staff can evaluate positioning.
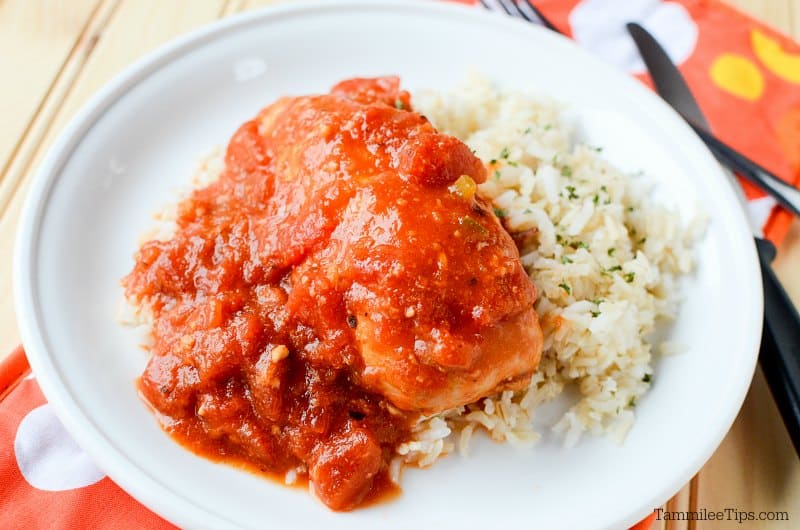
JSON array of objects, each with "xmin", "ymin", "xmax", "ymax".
[
  {"xmin": 710, "ymin": 54, "xmax": 765, "ymax": 101},
  {"xmin": 751, "ymin": 29, "xmax": 800, "ymax": 84}
]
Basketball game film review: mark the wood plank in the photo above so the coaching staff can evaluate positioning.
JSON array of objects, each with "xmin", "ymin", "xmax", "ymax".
[
  {"xmin": 726, "ymin": 0, "xmax": 794, "ymax": 34},
  {"xmin": 223, "ymin": 0, "xmax": 291, "ymax": 16},
  {"xmin": 0, "ymin": 0, "xmax": 101, "ymax": 182},
  {"xmin": 792, "ymin": 0, "xmax": 800, "ymax": 37},
  {"xmin": 697, "ymin": 368, "xmax": 798, "ymax": 529},
  {"xmin": 0, "ymin": 0, "xmax": 118, "ymax": 221},
  {"xmin": 0, "ymin": 0, "xmax": 226, "ymax": 357}
]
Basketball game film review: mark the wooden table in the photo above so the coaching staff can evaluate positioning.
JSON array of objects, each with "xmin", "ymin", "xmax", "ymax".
[{"xmin": 1, "ymin": 1, "xmax": 797, "ymax": 528}]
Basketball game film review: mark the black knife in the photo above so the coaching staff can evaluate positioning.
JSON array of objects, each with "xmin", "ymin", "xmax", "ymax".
[
  {"xmin": 626, "ymin": 23, "xmax": 800, "ymax": 218},
  {"xmin": 628, "ymin": 22, "xmax": 800, "ymax": 456}
]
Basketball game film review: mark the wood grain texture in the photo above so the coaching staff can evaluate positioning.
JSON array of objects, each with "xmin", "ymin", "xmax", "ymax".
[
  {"xmin": 0, "ymin": 1, "xmax": 799, "ymax": 528},
  {"xmin": 0, "ymin": 0, "xmax": 226, "ymax": 356},
  {"xmin": 0, "ymin": 0, "xmax": 100, "ymax": 180},
  {"xmin": 728, "ymin": 0, "xmax": 795, "ymax": 33}
]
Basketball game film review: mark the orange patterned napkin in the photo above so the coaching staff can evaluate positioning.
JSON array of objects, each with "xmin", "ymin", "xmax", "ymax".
[
  {"xmin": 0, "ymin": 348, "xmax": 174, "ymax": 529},
  {"xmin": 4, "ymin": 1, "xmax": 799, "ymax": 528}
]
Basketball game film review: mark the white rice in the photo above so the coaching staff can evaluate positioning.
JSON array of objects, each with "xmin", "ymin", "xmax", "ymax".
[
  {"xmin": 125, "ymin": 75, "xmax": 703, "ymax": 485},
  {"xmin": 393, "ymin": 75, "xmax": 704, "ymax": 470}
]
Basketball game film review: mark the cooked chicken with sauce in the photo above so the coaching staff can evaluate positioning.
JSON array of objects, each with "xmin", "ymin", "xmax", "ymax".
[{"xmin": 123, "ymin": 76, "xmax": 543, "ymax": 511}]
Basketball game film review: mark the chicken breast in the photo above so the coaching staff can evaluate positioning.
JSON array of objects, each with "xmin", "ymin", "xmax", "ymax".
[{"xmin": 258, "ymin": 77, "xmax": 544, "ymax": 413}]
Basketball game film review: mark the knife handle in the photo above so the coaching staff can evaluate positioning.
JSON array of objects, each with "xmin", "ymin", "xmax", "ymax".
[
  {"xmin": 756, "ymin": 238, "xmax": 800, "ymax": 457},
  {"xmin": 692, "ymin": 125, "xmax": 800, "ymax": 218}
]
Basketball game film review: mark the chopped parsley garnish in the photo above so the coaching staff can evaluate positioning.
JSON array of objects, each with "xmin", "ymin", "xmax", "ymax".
[
  {"xmin": 628, "ymin": 397, "xmax": 637, "ymax": 407},
  {"xmin": 493, "ymin": 207, "xmax": 508, "ymax": 218},
  {"xmin": 638, "ymin": 237, "xmax": 647, "ymax": 245},
  {"xmin": 394, "ymin": 99, "xmax": 405, "ymax": 110},
  {"xmin": 523, "ymin": 208, "xmax": 532, "ymax": 214},
  {"xmin": 590, "ymin": 298, "xmax": 604, "ymax": 305},
  {"xmin": 523, "ymin": 127, "xmax": 532, "ymax": 134},
  {"xmin": 590, "ymin": 310, "xmax": 601, "ymax": 318},
  {"xmin": 556, "ymin": 234, "xmax": 564, "ymax": 243},
  {"xmin": 561, "ymin": 255, "xmax": 573, "ymax": 265},
  {"xmin": 489, "ymin": 158, "xmax": 497, "ymax": 165},
  {"xmin": 593, "ymin": 194, "xmax": 599, "ymax": 205},
  {"xmin": 493, "ymin": 170, "xmax": 501, "ymax": 180},
  {"xmin": 624, "ymin": 272, "xmax": 636, "ymax": 283},
  {"xmin": 565, "ymin": 185, "xmax": 578, "ymax": 199},
  {"xmin": 642, "ymin": 374, "xmax": 652, "ymax": 383},
  {"xmin": 558, "ymin": 283, "xmax": 572, "ymax": 295},
  {"xmin": 543, "ymin": 124, "xmax": 553, "ymax": 131},
  {"xmin": 601, "ymin": 265, "xmax": 622, "ymax": 277},
  {"xmin": 569, "ymin": 241, "xmax": 589, "ymax": 250},
  {"xmin": 627, "ymin": 206, "xmax": 635, "ymax": 212},
  {"xmin": 607, "ymin": 248, "xmax": 616, "ymax": 257},
  {"xmin": 561, "ymin": 166, "xmax": 573, "ymax": 178},
  {"xmin": 600, "ymin": 185, "xmax": 608, "ymax": 192},
  {"xmin": 500, "ymin": 147, "xmax": 510, "ymax": 159}
]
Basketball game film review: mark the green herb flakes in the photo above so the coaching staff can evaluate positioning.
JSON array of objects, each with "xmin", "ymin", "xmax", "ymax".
[{"xmin": 565, "ymin": 185, "xmax": 578, "ymax": 199}]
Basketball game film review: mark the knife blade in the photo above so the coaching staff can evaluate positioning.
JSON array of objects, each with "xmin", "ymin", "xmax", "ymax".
[
  {"xmin": 628, "ymin": 22, "xmax": 800, "ymax": 456},
  {"xmin": 626, "ymin": 22, "xmax": 800, "ymax": 218}
]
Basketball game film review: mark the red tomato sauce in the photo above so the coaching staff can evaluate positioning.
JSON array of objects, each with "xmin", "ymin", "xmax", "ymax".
[{"xmin": 123, "ymin": 77, "xmax": 540, "ymax": 511}]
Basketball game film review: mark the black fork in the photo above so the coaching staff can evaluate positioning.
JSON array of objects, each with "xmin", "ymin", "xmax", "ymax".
[{"xmin": 478, "ymin": 0, "xmax": 561, "ymax": 34}]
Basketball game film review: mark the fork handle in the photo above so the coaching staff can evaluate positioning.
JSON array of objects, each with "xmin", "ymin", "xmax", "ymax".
[
  {"xmin": 757, "ymin": 237, "xmax": 800, "ymax": 457},
  {"xmin": 692, "ymin": 124, "xmax": 800, "ymax": 218}
]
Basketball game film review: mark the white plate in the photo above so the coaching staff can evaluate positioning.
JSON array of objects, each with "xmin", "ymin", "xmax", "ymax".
[{"xmin": 14, "ymin": 1, "xmax": 762, "ymax": 529}]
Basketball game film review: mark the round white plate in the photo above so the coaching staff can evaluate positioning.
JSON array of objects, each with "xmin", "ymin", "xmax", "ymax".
[{"xmin": 14, "ymin": 1, "xmax": 762, "ymax": 529}]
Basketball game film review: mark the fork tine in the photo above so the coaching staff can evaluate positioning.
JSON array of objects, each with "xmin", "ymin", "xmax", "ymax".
[
  {"xmin": 478, "ymin": 0, "xmax": 492, "ymax": 10},
  {"xmin": 521, "ymin": 0, "xmax": 561, "ymax": 33},
  {"xmin": 497, "ymin": 0, "xmax": 523, "ymax": 18}
]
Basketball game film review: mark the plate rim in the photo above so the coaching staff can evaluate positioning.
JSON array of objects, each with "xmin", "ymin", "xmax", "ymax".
[{"xmin": 13, "ymin": 1, "xmax": 763, "ymax": 528}]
